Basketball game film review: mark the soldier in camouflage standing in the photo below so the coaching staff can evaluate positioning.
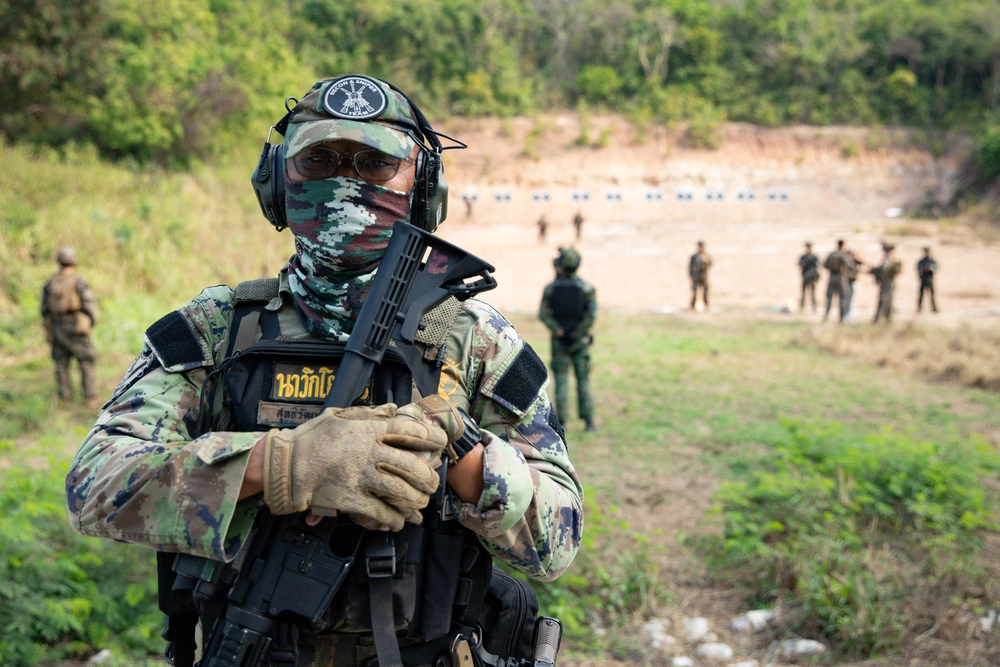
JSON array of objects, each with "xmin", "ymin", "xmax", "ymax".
[
  {"xmin": 872, "ymin": 242, "xmax": 902, "ymax": 323},
  {"xmin": 798, "ymin": 241, "xmax": 820, "ymax": 313},
  {"xmin": 689, "ymin": 240, "xmax": 713, "ymax": 311},
  {"xmin": 66, "ymin": 75, "xmax": 582, "ymax": 667},
  {"xmin": 539, "ymin": 247, "xmax": 597, "ymax": 432},
  {"xmin": 41, "ymin": 247, "xmax": 99, "ymax": 404},
  {"xmin": 917, "ymin": 245, "xmax": 939, "ymax": 313},
  {"xmin": 823, "ymin": 239, "xmax": 848, "ymax": 322}
]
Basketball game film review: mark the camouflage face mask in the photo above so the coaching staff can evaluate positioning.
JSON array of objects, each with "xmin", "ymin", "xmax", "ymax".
[{"xmin": 284, "ymin": 175, "xmax": 412, "ymax": 340}]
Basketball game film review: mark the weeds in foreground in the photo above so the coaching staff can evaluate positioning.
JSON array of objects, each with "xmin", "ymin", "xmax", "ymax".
[
  {"xmin": 691, "ymin": 419, "xmax": 1000, "ymax": 657},
  {"xmin": 513, "ymin": 488, "xmax": 668, "ymax": 648},
  {"xmin": 0, "ymin": 442, "xmax": 162, "ymax": 667}
]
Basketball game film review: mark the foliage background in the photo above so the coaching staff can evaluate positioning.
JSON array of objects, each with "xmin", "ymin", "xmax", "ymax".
[{"xmin": 4, "ymin": 0, "xmax": 1000, "ymax": 164}]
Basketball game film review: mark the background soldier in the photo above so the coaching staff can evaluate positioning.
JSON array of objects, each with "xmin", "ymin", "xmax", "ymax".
[
  {"xmin": 573, "ymin": 210, "xmax": 584, "ymax": 240},
  {"xmin": 841, "ymin": 249, "xmax": 866, "ymax": 323},
  {"xmin": 537, "ymin": 213, "xmax": 549, "ymax": 242},
  {"xmin": 41, "ymin": 247, "xmax": 98, "ymax": 404},
  {"xmin": 539, "ymin": 247, "xmax": 598, "ymax": 432},
  {"xmin": 689, "ymin": 240, "xmax": 713, "ymax": 310},
  {"xmin": 872, "ymin": 242, "xmax": 902, "ymax": 323},
  {"xmin": 798, "ymin": 241, "xmax": 820, "ymax": 312},
  {"xmin": 823, "ymin": 239, "xmax": 847, "ymax": 321},
  {"xmin": 917, "ymin": 245, "xmax": 939, "ymax": 313}
]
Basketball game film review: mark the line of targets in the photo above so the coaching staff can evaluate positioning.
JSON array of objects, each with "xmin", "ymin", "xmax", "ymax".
[{"xmin": 462, "ymin": 188, "xmax": 790, "ymax": 204}]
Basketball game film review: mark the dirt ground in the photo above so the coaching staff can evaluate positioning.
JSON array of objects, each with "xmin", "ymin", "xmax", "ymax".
[{"xmin": 435, "ymin": 117, "xmax": 1000, "ymax": 327}]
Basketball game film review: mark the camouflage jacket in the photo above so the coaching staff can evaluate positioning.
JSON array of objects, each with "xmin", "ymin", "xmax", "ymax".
[
  {"xmin": 872, "ymin": 256, "xmax": 902, "ymax": 285},
  {"xmin": 538, "ymin": 272, "xmax": 597, "ymax": 339},
  {"xmin": 41, "ymin": 271, "xmax": 98, "ymax": 324},
  {"xmin": 689, "ymin": 252, "xmax": 712, "ymax": 281},
  {"xmin": 66, "ymin": 267, "xmax": 583, "ymax": 581}
]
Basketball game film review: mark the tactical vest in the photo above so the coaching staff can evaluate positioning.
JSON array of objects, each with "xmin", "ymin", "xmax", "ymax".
[
  {"xmin": 549, "ymin": 280, "xmax": 587, "ymax": 335},
  {"xmin": 160, "ymin": 279, "xmax": 538, "ymax": 667},
  {"xmin": 46, "ymin": 273, "xmax": 83, "ymax": 316}
]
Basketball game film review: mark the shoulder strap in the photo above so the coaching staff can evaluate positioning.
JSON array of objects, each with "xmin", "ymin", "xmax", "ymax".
[
  {"xmin": 414, "ymin": 296, "xmax": 462, "ymax": 361},
  {"xmin": 234, "ymin": 277, "xmax": 279, "ymax": 305}
]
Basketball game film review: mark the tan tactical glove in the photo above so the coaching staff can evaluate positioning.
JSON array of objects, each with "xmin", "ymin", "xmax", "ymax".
[{"xmin": 262, "ymin": 395, "xmax": 463, "ymax": 531}]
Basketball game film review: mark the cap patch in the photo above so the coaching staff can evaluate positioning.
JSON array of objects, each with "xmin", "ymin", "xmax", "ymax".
[{"xmin": 321, "ymin": 76, "xmax": 387, "ymax": 120}]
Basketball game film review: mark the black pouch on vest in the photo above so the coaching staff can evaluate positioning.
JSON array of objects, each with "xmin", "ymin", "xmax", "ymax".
[{"xmin": 479, "ymin": 568, "xmax": 539, "ymax": 663}]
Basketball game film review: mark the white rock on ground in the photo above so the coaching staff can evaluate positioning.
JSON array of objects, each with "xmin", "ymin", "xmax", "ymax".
[
  {"xmin": 779, "ymin": 639, "xmax": 828, "ymax": 659},
  {"xmin": 87, "ymin": 649, "xmax": 113, "ymax": 665},
  {"xmin": 683, "ymin": 617, "xmax": 711, "ymax": 643},
  {"xmin": 696, "ymin": 643, "xmax": 735, "ymax": 660},
  {"xmin": 641, "ymin": 618, "xmax": 677, "ymax": 650},
  {"xmin": 727, "ymin": 661, "xmax": 759, "ymax": 667},
  {"xmin": 980, "ymin": 609, "xmax": 997, "ymax": 633},
  {"xmin": 672, "ymin": 657, "xmax": 695, "ymax": 667},
  {"xmin": 728, "ymin": 609, "xmax": 776, "ymax": 633}
]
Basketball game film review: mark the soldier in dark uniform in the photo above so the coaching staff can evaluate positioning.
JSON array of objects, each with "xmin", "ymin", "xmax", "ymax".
[
  {"xmin": 539, "ymin": 248, "xmax": 598, "ymax": 432},
  {"xmin": 689, "ymin": 240, "xmax": 712, "ymax": 311},
  {"xmin": 41, "ymin": 247, "xmax": 99, "ymax": 404},
  {"xmin": 917, "ymin": 246, "xmax": 939, "ymax": 313},
  {"xmin": 798, "ymin": 241, "xmax": 820, "ymax": 313}
]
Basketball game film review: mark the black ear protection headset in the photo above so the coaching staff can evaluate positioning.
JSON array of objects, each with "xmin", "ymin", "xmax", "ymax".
[{"xmin": 251, "ymin": 78, "xmax": 463, "ymax": 233}]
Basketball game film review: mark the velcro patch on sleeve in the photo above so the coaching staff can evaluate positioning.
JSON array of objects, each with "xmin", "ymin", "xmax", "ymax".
[
  {"xmin": 145, "ymin": 310, "xmax": 209, "ymax": 372},
  {"xmin": 491, "ymin": 342, "xmax": 548, "ymax": 417}
]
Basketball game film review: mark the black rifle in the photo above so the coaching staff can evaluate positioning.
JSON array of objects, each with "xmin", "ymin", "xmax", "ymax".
[{"xmin": 169, "ymin": 221, "xmax": 496, "ymax": 667}]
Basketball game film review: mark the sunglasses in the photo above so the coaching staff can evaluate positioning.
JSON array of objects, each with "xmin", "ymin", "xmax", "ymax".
[{"xmin": 288, "ymin": 146, "xmax": 414, "ymax": 182}]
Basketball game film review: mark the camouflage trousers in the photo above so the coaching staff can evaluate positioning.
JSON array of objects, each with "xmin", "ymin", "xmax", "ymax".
[
  {"xmin": 824, "ymin": 274, "xmax": 845, "ymax": 321},
  {"xmin": 690, "ymin": 278, "xmax": 709, "ymax": 309},
  {"xmin": 874, "ymin": 280, "xmax": 895, "ymax": 323},
  {"xmin": 51, "ymin": 323, "xmax": 98, "ymax": 400},
  {"xmin": 551, "ymin": 337, "xmax": 593, "ymax": 424}
]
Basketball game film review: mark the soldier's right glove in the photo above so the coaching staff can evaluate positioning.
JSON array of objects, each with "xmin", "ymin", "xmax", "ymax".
[{"xmin": 262, "ymin": 398, "xmax": 457, "ymax": 531}]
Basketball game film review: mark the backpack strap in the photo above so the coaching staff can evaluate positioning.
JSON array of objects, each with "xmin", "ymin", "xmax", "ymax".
[{"xmin": 413, "ymin": 296, "xmax": 461, "ymax": 361}]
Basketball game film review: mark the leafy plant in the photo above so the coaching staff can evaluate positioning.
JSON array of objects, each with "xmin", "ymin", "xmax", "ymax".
[
  {"xmin": 691, "ymin": 420, "xmax": 1000, "ymax": 656},
  {"xmin": 0, "ymin": 451, "xmax": 162, "ymax": 666}
]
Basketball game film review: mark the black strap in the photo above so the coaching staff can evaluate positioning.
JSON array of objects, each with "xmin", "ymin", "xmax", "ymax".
[{"xmin": 367, "ymin": 534, "xmax": 403, "ymax": 667}]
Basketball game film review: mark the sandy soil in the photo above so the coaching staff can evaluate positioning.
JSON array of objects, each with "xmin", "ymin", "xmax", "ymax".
[{"xmin": 433, "ymin": 117, "xmax": 1000, "ymax": 327}]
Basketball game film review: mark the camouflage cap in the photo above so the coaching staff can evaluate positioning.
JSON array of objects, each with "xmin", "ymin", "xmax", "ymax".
[
  {"xmin": 57, "ymin": 246, "xmax": 78, "ymax": 266},
  {"xmin": 284, "ymin": 75, "xmax": 421, "ymax": 160}
]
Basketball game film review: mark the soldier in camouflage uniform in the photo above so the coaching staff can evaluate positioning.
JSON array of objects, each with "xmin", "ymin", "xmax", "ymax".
[
  {"xmin": 66, "ymin": 76, "xmax": 582, "ymax": 667},
  {"xmin": 41, "ymin": 247, "xmax": 99, "ymax": 403},
  {"xmin": 798, "ymin": 241, "xmax": 820, "ymax": 313},
  {"xmin": 689, "ymin": 240, "xmax": 712, "ymax": 310},
  {"xmin": 538, "ymin": 248, "xmax": 597, "ymax": 432},
  {"xmin": 823, "ymin": 239, "xmax": 848, "ymax": 322},
  {"xmin": 872, "ymin": 243, "xmax": 902, "ymax": 323}
]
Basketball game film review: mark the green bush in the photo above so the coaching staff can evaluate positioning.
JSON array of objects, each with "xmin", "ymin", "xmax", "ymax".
[
  {"xmin": 576, "ymin": 66, "xmax": 623, "ymax": 106},
  {"xmin": 691, "ymin": 420, "xmax": 1000, "ymax": 656},
  {"xmin": 975, "ymin": 125, "xmax": 1000, "ymax": 181},
  {"xmin": 0, "ymin": 448, "xmax": 161, "ymax": 666}
]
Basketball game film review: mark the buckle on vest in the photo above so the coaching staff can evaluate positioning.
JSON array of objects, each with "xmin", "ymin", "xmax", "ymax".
[{"xmin": 366, "ymin": 536, "xmax": 396, "ymax": 578}]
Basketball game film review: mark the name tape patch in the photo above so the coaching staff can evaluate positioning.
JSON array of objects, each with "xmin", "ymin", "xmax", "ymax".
[{"xmin": 271, "ymin": 362, "xmax": 371, "ymax": 403}]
